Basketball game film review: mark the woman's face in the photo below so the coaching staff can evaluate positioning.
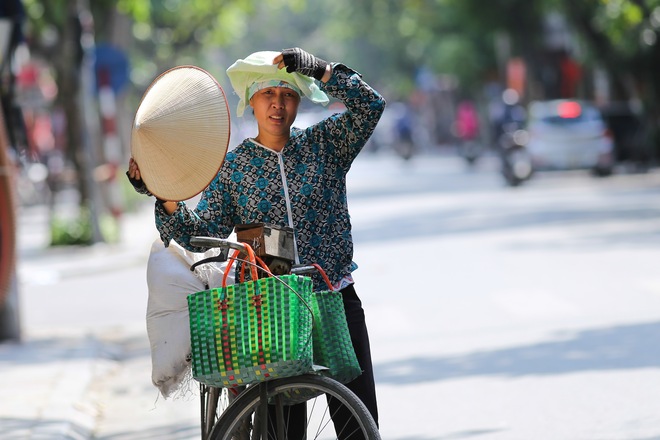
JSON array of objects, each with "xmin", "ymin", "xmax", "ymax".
[{"xmin": 249, "ymin": 86, "xmax": 300, "ymax": 139}]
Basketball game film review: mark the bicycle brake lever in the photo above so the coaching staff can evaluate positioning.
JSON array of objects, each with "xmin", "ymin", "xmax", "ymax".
[{"xmin": 190, "ymin": 252, "xmax": 229, "ymax": 272}]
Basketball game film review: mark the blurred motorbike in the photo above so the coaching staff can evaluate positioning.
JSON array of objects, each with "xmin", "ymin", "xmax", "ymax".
[
  {"xmin": 493, "ymin": 89, "xmax": 532, "ymax": 187},
  {"xmin": 499, "ymin": 121, "xmax": 532, "ymax": 187},
  {"xmin": 458, "ymin": 139, "xmax": 482, "ymax": 166}
]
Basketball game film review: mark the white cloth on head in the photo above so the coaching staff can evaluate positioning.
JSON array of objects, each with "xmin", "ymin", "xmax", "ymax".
[{"xmin": 226, "ymin": 50, "xmax": 329, "ymax": 117}]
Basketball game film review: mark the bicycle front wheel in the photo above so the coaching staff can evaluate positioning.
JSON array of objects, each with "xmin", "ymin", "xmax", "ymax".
[{"xmin": 209, "ymin": 374, "xmax": 380, "ymax": 440}]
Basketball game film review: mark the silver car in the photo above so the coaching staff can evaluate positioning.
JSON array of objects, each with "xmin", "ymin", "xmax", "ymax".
[{"xmin": 525, "ymin": 100, "xmax": 614, "ymax": 176}]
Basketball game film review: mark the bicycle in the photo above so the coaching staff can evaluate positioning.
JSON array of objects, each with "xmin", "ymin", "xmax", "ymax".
[{"xmin": 187, "ymin": 230, "xmax": 381, "ymax": 440}]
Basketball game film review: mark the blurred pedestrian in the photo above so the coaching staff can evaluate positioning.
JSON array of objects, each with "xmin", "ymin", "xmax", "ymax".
[
  {"xmin": 455, "ymin": 100, "xmax": 479, "ymax": 142},
  {"xmin": 455, "ymin": 99, "xmax": 482, "ymax": 165},
  {"xmin": 393, "ymin": 101, "xmax": 415, "ymax": 160}
]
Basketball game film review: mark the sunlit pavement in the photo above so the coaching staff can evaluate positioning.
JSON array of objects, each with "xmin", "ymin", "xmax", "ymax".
[
  {"xmin": 3, "ymin": 149, "xmax": 660, "ymax": 439},
  {"xmin": 351, "ymin": 152, "xmax": 660, "ymax": 439}
]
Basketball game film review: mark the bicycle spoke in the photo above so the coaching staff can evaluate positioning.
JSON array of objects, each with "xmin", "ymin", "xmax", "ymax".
[{"xmin": 307, "ymin": 397, "xmax": 332, "ymax": 439}]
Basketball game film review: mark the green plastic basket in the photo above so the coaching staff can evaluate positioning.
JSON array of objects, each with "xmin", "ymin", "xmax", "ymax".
[
  {"xmin": 188, "ymin": 274, "xmax": 314, "ymax": 388},
  {"xmin": 311, "ymin": 290, "xmax": 362, "ymax": 384}
]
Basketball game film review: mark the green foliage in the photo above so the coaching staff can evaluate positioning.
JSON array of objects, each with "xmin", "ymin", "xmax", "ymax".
[
  {"xmin": 21, "ymin": 0, "xmax": 660, "ymax": 157},
  {"xmin": 595, "ymin": 0, "xmax": 657, "ymax": 55},
  {"xmin": 49, "ymin": 208, "xmax": 119, "ymax": 246},
  {"xmin": 22, "ymin": 0, "xmax": 660, "ymax": 97},
  {"xmin": 50, "ymin": 208, "xmax": 93, "ymax": 246},
  {"xmin": 117, "ymin": 0, "xmax": 150, "ymax": 22},
  {"xmin": 22, "ymin": 0, "xmax": 502, "ymax": 97}
]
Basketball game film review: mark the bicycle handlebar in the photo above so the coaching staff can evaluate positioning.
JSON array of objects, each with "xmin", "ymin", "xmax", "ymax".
[
  {"xmin": 190, "ymin": 236, "xmax": 248, "ymax": 253},
  {"xmin": 190, "ymin": 236, "xmax": 319, "ymax": 277},
  {"xmin": 290, "ymin": 265, "xmax": 317, "ymax": 276}
]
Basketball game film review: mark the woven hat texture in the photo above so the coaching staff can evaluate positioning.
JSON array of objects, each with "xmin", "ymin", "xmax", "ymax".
[{"xmin": 131, "ymin": 65, "xmax": 230, "ymax": 201}]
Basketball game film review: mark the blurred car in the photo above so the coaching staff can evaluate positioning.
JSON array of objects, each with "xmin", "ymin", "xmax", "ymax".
[{"xmin": 525, "ymin": 99, "xmax": 614, "ymax": 176}]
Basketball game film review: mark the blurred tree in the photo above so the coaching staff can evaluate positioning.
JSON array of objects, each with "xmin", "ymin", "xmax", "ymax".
[
  {"xmin": 394, "ymin": 0, "xmax": 660, "ymax": 158},
  {"xmin": 20, "ymin": 0, "xmax": 270, "ymax": 244},
  {"xmin": 555, "ymin": 0, "xmax": 660, "ymax": 160},
  {"xmin": 20, "ymin": 0, "xmax": 660, "ymax": 219},
  {"xmin": 22, "ymin": 0, "xmax": 107, "ymax": 243}
]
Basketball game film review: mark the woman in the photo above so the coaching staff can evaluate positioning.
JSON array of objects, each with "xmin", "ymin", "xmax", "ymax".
[{"xmin": 128, "ymin": 47, "xmax": 386, "ymax": 433}]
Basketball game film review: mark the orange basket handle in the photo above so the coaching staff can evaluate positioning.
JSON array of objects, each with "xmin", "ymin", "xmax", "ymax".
[
  {"xmin": 221, "ymin": 243, "xmax": 260, "ymax": 287},
  {"xmin": 311, "ymin": 263, "xmax": 335, "ymax": 291}
]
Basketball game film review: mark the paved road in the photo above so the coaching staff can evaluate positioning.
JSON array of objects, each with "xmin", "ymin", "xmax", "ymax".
[
  {"xmin": 352, "ymin": 154, "xmax": 660, "ymax": 439},
  {"xmin": 4, "ymin": 151, "xmax": 660, "ymax": 439}
]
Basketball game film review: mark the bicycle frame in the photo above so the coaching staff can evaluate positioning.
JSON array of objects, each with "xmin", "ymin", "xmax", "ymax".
[
  {"xmin": 191, "ymin": 236, "xmax": 318, "ymax": 439},
  {"xmin": 189, "ymin": 234, "xmax": 378, "ymax": 439}
]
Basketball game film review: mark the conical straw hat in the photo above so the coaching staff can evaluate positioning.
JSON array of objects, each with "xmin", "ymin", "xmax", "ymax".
[{"xmin": 131, "ymin": 65, "xmax": 230, "ymax": 201}]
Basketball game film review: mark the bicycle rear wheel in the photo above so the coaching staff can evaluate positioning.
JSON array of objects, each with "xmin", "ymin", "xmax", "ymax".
[{"xmin": 209, "ymin": 374, "xmax": 380, "ymax": 440}]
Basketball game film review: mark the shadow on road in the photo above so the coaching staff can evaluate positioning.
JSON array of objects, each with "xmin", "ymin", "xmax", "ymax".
[
  {"xmin": 0, "ymin": 417, "xmax": 90, "ymax": 439},
  {"xmin": 94, "ymin": 423, "xmax": 198, "ymax": 440},
  {"xmin": 375, "ymin": 320, "xmax": 660, "ymax": 385},
  {"xmin": 388, "ymin": 428, "xmax": 507, "ymax": 440},
  {"xmin": 0, "ymin": 334, "xmax": 150, "ymax": 365},
  {"xmin": 0, "ymin": 416, "xmax": 197, "ymax": 440}
]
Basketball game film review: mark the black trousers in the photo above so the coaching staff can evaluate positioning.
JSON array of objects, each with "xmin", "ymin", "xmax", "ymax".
[
  {"xmin": 269, "ymin": 284, "xmax": 378, "ymax": 438},
  {"xmin": 336, "ymin": 284, "xmax": 379, "ymax": 423}
]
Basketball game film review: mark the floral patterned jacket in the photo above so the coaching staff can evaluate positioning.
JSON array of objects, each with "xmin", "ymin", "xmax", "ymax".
[{"xmin": 155, "ymin": 63, "xmax": 386, "ymax": 290}]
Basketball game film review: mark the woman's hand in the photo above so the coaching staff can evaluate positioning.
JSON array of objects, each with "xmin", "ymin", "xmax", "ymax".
[
  {"xmin": 126, "ymin": 157, "xmax": 178, "ymax": 214},
  {"xmin": 126, "ymin": 157, "xmax": 153, "ymax": 196},
  {"xmin": 274, "ymin": 48, "xmax": 332, "ymax": 82}
]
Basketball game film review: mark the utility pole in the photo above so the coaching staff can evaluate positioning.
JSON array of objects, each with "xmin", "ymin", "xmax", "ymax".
[{"xmin": 75, "ymin": 0, "xmax": 104, "ymax": 244}]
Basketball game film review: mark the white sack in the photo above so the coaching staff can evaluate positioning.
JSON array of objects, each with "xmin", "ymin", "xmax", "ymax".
[{"xmin": 146, "ymin": 238, "xmax": 234, "ymax": 398}]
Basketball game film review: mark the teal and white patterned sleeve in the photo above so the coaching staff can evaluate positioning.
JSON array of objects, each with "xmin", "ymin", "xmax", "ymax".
[
  {"xmin": 318, "ymin": 63, "xmax": 386, "ymax": 168},
  {"xmin": 154, "ymin": 172, "xmax": 234, "ymax": 251}
]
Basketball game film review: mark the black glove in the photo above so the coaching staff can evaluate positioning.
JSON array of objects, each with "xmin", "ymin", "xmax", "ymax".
[
  {"xmin": 281, "ymin": 48, "xmax": 328, "ymax": 81},
  {"xmin": 126, "ymin": 171, "xmax": 153, "ymax": 197}
]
